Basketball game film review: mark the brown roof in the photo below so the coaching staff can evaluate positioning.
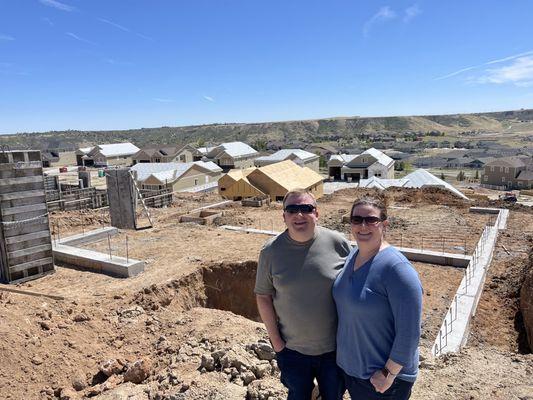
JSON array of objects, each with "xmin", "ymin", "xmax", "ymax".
[{"xmin": 485, "ymin": 157, "xmax": 527, "ymax": 168}]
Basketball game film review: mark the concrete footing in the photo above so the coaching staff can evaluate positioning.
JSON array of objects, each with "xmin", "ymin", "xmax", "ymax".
[
  {"xmin": 433, "ymin": 208, "xmax": 506, "ymax": 356},
  {"xmin": 52, "ymin": 227, "xmax": 144, "ymax": 278},
  {"xmin": 53, "ymin": 243, "xmax": 144, "ymax": 278},
  {"xmin": 57, "ymin": 227, "xmax": 118, "ymax": 246}
]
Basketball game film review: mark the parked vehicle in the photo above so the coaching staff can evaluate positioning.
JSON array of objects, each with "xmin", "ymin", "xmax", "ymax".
[{"xmin": 499, "ymin": 192, "xmax": 517, "ymax": 202}]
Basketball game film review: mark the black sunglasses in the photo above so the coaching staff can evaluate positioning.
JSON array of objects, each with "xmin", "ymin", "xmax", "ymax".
[
  {"xmin": 284, "ymin": 204, "xmax": 316, "ymax": 214},
  {"xmin": 350, "ymin": 215, "xmax": 383, "ymax": 225}
]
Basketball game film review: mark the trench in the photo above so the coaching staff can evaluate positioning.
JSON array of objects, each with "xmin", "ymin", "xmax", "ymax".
[
  {"xmin": 132, "ymin": 261, "xmax": 260, "ymax": 321},
  {"xmin": 202, "ymin": 261, "xmax": 260, "ymax": 321}
]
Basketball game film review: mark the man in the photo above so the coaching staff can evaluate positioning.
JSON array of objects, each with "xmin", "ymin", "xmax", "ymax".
[{"xmin": 255, "ymin": 189, "xmax": 352, "ymax": 400}]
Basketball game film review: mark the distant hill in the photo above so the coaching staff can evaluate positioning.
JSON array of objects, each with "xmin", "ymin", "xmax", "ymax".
[{"xmin": 1, "ymin": 109, "xmax": 532, "ymax": 151}]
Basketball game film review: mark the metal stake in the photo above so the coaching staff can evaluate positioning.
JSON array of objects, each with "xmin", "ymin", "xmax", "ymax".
[{"xmin": 108, "ymin": 233, "xmax": 112, "ymax": 260}]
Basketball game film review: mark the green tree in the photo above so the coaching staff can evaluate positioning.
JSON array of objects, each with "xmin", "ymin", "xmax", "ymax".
[
  {"xmin": 474, "ymin": 170, "xmax": 479, "ymax": 180},
  {"xmin": 440, "ymin": 172, "xmax": 446, "ymax": 181},
  {"xmin": 252, "ymin": 139, "xmax": 267, "ymax": 151},
  {"xmin": 197, "ymin": 137, "xmax": 205, "ymax": 147},
  {"xmin": 456, "ymin": 170, "xmax": 465, "ymax": 181}
]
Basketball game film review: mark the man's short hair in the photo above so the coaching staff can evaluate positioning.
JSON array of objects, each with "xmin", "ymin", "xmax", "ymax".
[{"xmin": 282, "ymin": 189, "xmax": 317, "ymax": 208}]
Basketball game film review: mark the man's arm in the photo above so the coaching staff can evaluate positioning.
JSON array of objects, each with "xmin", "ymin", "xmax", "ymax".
[{"xmin": 256, "ymin": 294, "xmax": 285, "ymax": 352}]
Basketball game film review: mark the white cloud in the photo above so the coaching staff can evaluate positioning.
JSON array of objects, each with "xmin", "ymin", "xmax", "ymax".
[
  {"xmin": 477, "ymin": 56, "xmax": 533, "ymax": 87},
  {"xmin": 42, "ymin": 17, "xmax": 54, "ymax": 26},
  {"xmin": 0, "ymin": 34, "xmax": 15, "ymax": 41},
  {"xmin": 39, "ymin": 0, "xmax": 75, "ymax": 12},
  {"xmin": 98, "ymin": 18, "xmax": 130, "ymax": 32},
  {"xmin": 435, "ymin": 49, "xmax": 533, "ymax": 81},
  {"xmin": 435, "ymin": 66, "xmax": 477, "ymax": 81},
  {"xmin": 135, "ymin": 32, "xmax": 154, "ymax": 41},
  {"xmin": 404, "ymin": 4, "xmax": 421, "ymax": 23},
  {"xmin": 153, "ymin": 98, "xmax": 174, "ymax": 103},
  {"xmin": 363, "ymin": 6, "xmax": 396, "ymax": 37},
  {"xmin": 203, "ymin": 96, "xmax": 215, "ymax": 102},
  {"xmin": 65, "ymin": 32, "xmax": 97, "ymax": 46}
]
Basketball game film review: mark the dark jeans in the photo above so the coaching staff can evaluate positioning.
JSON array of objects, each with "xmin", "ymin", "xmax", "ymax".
[
  {"xmin": 276, "ymin": 347, "xmax": 344, "ymax": 400},
  {"xmin": 343, "ymin": 372, "xmax": 414, "ymax": 400}
]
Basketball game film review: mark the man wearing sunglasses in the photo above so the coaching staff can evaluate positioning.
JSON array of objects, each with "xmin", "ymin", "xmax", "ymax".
[{"xmin": 255, "ymin": 189, "xmax": 352, "ymax": 400}]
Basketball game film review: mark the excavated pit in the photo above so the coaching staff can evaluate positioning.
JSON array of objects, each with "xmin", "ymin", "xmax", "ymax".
[
  {"xmin": 202, "ymin": 261, "xmax": 260, "ymax": 321},
  {"xmin": 132, "ymin": 261, "xmax": 260, "ymax": 321}
]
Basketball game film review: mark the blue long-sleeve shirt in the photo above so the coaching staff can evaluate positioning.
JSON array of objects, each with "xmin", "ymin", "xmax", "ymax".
[{"xmin": 332, "ymin": 246, "xmax": 423, "ymax": 382}]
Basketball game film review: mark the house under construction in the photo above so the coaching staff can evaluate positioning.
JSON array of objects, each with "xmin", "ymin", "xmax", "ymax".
[{"xmin": 218, "ymin": 160, "xmax": 324, "ymax": 201}]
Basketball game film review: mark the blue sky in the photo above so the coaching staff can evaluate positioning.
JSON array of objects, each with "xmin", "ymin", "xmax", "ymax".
[{"xmin": 1, "ymin": 0, "xmax": 533, "ymax": 134}]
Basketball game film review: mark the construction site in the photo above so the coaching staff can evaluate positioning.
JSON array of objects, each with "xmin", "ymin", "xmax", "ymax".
[{"xmin": 0, "ymin": 150, "xmax": 532, "ymax": 400}]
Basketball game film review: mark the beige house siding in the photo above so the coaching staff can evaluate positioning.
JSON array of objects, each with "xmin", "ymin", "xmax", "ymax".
[
  {"xmin": 140, "ymin": 165, "xmax": 221, "ymax": 192},
  {"xmin": 481, "ymin": 164, "xmax": 525, "ymax": 189},
  {"xmin": 219, "ymin": 178, "xmax": 264, "ymax": 199}
]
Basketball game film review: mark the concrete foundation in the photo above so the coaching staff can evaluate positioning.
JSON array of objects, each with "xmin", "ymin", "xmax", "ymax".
[
  {"xmin": 57, "ymin": 227, "xmax": 118, "ymax": 246},
  {"xmin": 52, "ymin": 227, "xmax": 143, "ymax": 278},
  {"xmin": 53, "ymin": 243, "xmax": 144, "ymax": 278},
  {"xmin": 180, "ymin": 210, "xmax": 223, "ymax": 225},
  {"xmin": 433, "ymin": 208, "xmax": 507, "ymax": 356}
]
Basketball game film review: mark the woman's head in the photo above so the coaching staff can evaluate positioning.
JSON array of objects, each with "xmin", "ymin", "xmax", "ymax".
[
  {"xmin": 350, "ymin": 196, "xmax": 389, "ymax": 247},
  {"xmin": 350, "ymin": 196, "xmax": 387, "ymax": 221}
]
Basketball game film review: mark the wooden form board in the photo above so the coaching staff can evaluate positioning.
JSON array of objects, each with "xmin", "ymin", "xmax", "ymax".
[{"xmin": 0, "ymin": 150, "xmax": 55, "ymax": 284}]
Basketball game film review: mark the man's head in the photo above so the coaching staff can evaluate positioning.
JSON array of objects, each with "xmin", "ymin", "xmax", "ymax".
[{"xmin": 282, "ymin": 189, "xmax": 319, "ymax": 242}]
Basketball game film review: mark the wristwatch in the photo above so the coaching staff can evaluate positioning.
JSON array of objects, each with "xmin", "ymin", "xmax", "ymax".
[{"xmin": 381, "ymin": 366, "xmax": 397, "ymax": 378}]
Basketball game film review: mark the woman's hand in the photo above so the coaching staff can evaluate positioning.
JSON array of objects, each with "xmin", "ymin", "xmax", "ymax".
[{"xmin": 370, "ymin": 369, "xmax": 395, "ymax": 393}]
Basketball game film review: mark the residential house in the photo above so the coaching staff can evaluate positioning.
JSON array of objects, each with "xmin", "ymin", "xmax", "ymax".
[
  {"xmin": 205, "ymin": 141, "xmax": 258, "ymax": 172},
  {"xmin": 131, "ymin": 161, "xmax": 222, "ymax": 193},
  {"xmin": 218, "ymin": 160, "xmax": 323, "ymax": 201},
  {"xmin": 481, "ymin": 156, "xmax": 533, "ymax": 189},
  {"xmin": 304, "ymin": 143, "xmax": 338, "ymax": 158},
  {"xmin": 41, "ymin": 150, "xmax": 60, "ymax": 167},
  {"xmin": 132, "ymin": 145, "xmax": 202, "ymax": 164},
  {"xmin": 76, "ymin": 143, "xmax": 140, "ymax": 167},
  {"xmin": 254, "ymin": 149, "xmax": 320, "ymax": 172},
  {"xmin": 327, "ymin": 148, "xmax": 395, "ymax": 181}
]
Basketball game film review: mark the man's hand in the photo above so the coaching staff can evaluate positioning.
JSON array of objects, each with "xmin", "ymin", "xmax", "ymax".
[
  {"xmin": 369, "ymin": 369, "xmax": 394, "ymax": 393},
  {"xmin": 271, "ymin": 338, "xmax": 286, "ymax": 353}
]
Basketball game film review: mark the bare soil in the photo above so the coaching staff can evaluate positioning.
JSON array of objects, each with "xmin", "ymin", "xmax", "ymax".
[{"xmin": 1, "ymin": 188, "xmax": 532, "ymax": 399}]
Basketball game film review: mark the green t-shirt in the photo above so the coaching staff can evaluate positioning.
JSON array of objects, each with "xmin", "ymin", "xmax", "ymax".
[{"xmin": 255, "ymin": 226, "xmax": 352, "ymax": 355}]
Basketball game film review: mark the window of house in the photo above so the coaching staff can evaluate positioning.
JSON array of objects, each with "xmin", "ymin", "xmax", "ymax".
[
  {"xmin": 490, "ymin": 166, "xmax": 494, "ymax": 172},
  {"xmin": 484, "ymin": 176, "xmax": 488, "ymax": 182},
  {"xmin": 500, "ymin": 167, "xmax": 503, "ymax": 172},
  {"xmin": 155, "ymin": 158, "xmax": 161, "ymax": 163},
  {"xmin": 505, "ymin": 167, "xmax": 509, "ymax": 173},
  {"xmin": 194, "ymin": 178, "xmax": 198, "ymax": 186},
  {"xmin": 501, "ymin": 177, "xmax": 505, "ymax": 182},
  {"xmin": 179, "ymin": 155, "xmax": 186, "ymax": 162}
]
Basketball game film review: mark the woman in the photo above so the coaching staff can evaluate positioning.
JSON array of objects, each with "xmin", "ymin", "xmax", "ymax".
[{"xmin": 333, "ymin": 196, "xmax": 423, "ymax": 400}]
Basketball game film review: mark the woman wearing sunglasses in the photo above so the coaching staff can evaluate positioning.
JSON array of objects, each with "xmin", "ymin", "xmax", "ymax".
[{"xmin": 333, "ymin": 196, "xmax": 423, "ymax": 400}]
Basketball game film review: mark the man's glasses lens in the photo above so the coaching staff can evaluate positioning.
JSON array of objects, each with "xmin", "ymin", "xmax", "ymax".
[
  {"xmin": 284, "ymin": 204, "xmax": 316, "ymax": 214},
  {"xmin": 350, "ymin": 215, "xmax": 382, "ymax": 225}
]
